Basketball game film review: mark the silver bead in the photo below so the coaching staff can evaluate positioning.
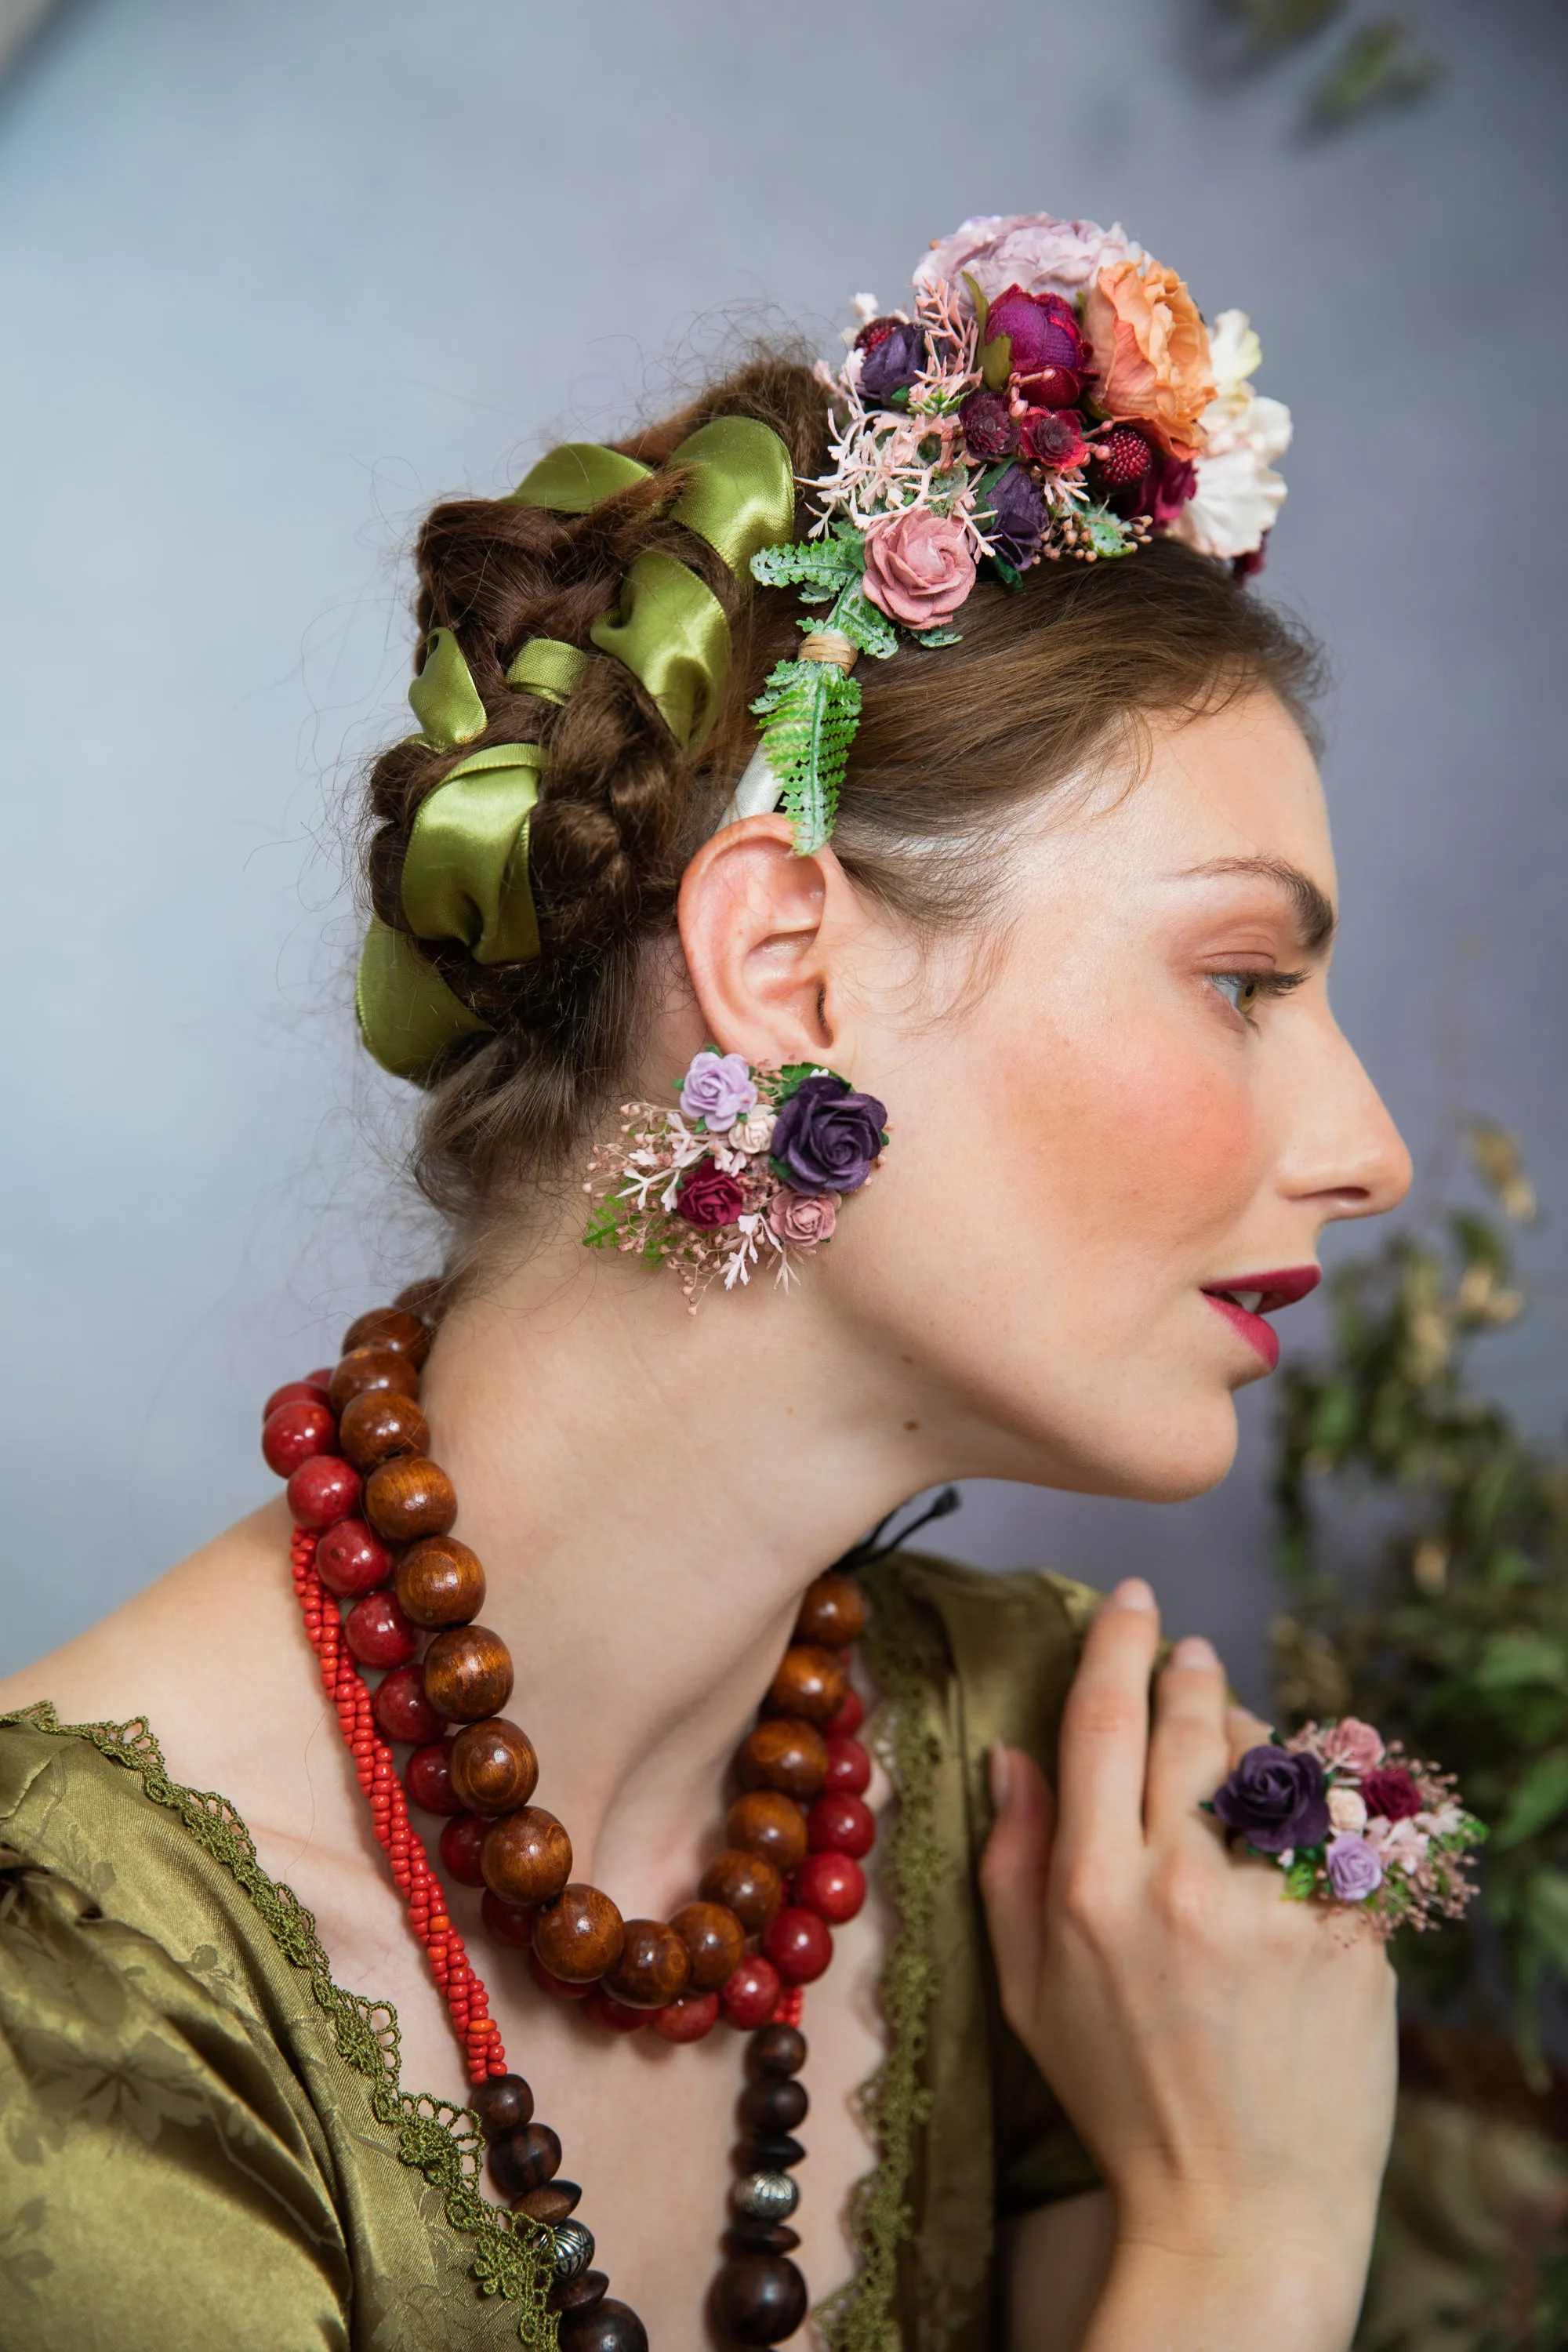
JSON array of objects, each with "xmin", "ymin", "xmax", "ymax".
[
  {"xmin": 550, "ymin": 2220, "xmax": 595, "ymax": 2282},
  {"xmin": 732, "ymin": 2169, "xmax": 799, "ymax": 2223}
]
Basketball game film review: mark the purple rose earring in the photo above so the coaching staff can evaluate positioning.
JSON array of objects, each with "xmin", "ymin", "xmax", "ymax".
[{"xmin": 582, "ymin": 1048, "xmax": 890, "ymax": 1308}]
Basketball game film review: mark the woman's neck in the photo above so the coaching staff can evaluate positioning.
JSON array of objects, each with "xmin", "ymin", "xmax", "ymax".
[{"xmin": 418, "ymin": 1222, "xmax": 940, "ymax": 1918}]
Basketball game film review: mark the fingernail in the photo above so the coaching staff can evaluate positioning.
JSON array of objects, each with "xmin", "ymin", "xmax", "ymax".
[
  {"xmin": 1108, "ymin": 1577, "xmax": 1156, "ymax": 1613},
  {"xmin": 989, "ymin": 1741, "xmax": 1012, "ymax": 1813},
  {"xmin": 1172, "ymin": 1635, "xmax": 1219, "ymax": 1670}
]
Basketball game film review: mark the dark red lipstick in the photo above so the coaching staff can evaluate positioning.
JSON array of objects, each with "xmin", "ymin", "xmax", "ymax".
[{"xmin": 1200, "ymin": 1265, "xmax": 1321, "ymax": 1372}]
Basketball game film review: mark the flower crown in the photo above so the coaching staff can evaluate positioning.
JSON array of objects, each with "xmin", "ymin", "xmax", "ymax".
[{"xmin": 733, "ymin": 211, "xmax": 1291, "ymax": 854}]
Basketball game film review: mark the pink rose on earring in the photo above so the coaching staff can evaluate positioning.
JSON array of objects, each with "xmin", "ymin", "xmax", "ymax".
[{"xmin": 768, "ymin": 1189, "xmax": 840, "ymax": 1248}]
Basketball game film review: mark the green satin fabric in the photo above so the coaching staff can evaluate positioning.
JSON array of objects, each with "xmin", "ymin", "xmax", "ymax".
[
  {"xmin": 354, "ymin": 918, "xmax": 492, "ymax": 1083},
  {"xmin": 0, "ymin": 1556, "xmax": 1100, "ymax": 2352},
  {"xmin": 504, "ymin": 638, "xmax": 589, "ymax": 704},
  {"xmin": 399, "ymin": 743, "xmax": 545, "ymax": 967},
  {"xmin": 408, "ymin": 627, "xmax": 488, "ymax": 749}
]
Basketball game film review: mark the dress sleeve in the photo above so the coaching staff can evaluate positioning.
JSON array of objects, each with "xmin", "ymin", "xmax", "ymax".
[{"xmin": 0, "ymin": 1805, "xmax": 353, "ymax": 2349}]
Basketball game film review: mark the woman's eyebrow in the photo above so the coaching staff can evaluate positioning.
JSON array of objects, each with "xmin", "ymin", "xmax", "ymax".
[{"xmin": 1172, "ymin": 856, "xmax": 1338, "ymax": 953}]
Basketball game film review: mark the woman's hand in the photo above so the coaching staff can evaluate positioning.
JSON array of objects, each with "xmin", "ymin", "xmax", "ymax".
[{"xmin": 981, "ymin": 1577, "xmax": 1397, "ymax": 2352}]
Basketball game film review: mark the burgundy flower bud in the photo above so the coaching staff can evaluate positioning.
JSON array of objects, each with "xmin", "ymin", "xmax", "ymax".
[
  {"xmin": 1131, "ymin": 448, "xmax": 1197, "ymax": 526},
  {"xmin": 1093, "ymin": 425, "xmax": 1154, "ymax": 491},
  {"xmin": 858, "ymin": 321, "xmax": 924, "ymax": 405},
  {"xmin": 674, "ymin": 1157, "xmax": 745, "ymax": 1229},
  {"xmin": 1016, "ymin": 365, "xmax": 1083, "ymax": 410},
  {"xmin": 958, "ymin": 389, "xmax": 1018, "ymax": 461},
  {"xmin": 979, "ymin": 285, "xmax": 1087, "ymax": 390},
  {"xmin": 1019, "ymin": 407, "xmax": 1090, "ymax": 473}
]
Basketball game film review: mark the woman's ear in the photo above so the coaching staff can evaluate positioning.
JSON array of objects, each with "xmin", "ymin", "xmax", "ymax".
[{"xmin": 677, "ymin": 814, "xmax": 858, "ymax": 1067}]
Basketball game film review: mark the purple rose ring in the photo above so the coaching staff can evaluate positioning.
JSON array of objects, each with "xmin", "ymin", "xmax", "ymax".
[
  {"xmin": 1203, "ymin": 1718, "xmax": 1484, "ymax": 1937},
  {"xmin": 583, "ymin": 1051, "xmax": 888, "ymax": 1310}
]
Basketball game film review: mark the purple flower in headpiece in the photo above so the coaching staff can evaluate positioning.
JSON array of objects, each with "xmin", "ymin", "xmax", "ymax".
[
  {"xmin": 1131, "ymin": 448, "xmax": 1198, "ymax": 527},
  {"xmin": 985, "ymin": 466, "xmax": 1049, "ymax": 569},
  {"xmin": 858, "ymin": 321, "xmax": 925, "ymax": 405},
  {"xmin": 771, "ymin": 1075, "xmax": 887, "ymax": 1195},
  {"xmin": 679, "ymin": 1050, "xmax": 757, "ymax": 1132},
  {"xmin": 1211, "ymin": 1744, "xmax": 1330, "ymax": 1854},
  {"xmin": 1326, "ymin": 1835, "xmax": 1385, "ymax": 1902},
  {"xmin": 959, "ymin": 390, "xmax": 1018, "ymax": 462}
]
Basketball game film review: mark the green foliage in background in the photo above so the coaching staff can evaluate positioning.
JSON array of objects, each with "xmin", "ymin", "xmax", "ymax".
[
  {"xmin": 1217, "ymin": 0, "xmax": 1444, "ymax": 128},
  {"xmin": 1271, "ymin": 1124, "xmax": 1568, "ymax": 2085}
]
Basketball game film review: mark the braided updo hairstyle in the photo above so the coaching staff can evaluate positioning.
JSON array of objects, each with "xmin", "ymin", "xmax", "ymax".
[{"xmin": 361, "ymin": 349, "xmax": 1321, "ymax": 1233}]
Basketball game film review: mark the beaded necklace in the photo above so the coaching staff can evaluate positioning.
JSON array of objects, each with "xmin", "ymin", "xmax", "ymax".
[{"xmin": 263, "ymin": 1294, "xmax": 880, "ymax": 2351}]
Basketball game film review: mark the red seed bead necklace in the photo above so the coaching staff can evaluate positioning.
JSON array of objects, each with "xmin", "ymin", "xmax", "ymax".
[{"xmin": 263, "ymin": 1296, "xmax": 877, "ymax": 2350}]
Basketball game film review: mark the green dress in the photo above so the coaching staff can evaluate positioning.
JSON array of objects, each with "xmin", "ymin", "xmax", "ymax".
[{"xmin": 0, "ymin": 1553, "xmax": 1103, "ymax": 2352}]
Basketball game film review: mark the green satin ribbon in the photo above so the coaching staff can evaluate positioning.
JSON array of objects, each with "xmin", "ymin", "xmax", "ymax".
[{"xmin": 358, "ymin": 413, "xmax": 796, "ymax": 1083}]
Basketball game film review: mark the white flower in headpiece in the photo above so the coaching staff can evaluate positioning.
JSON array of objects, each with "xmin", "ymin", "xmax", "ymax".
[
  {"xmin": 1170, "ymin": 309, "xmax": 1291, "ymax": 562},
  {"xmin": 913, "ymin": 212, "xmax": 1142, "ymax": 305}
]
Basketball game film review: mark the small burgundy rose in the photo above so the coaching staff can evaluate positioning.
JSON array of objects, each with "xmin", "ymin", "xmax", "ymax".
[
  {"xmin": 1211, "ymin": 1744, "xmax": 1330, "ymax": 1854},
  {"xmin": 959, "ymin": 388, "xmax": 1018, "ymax": 461},
  {"xmin": 674, "ymin": 1157, "xmax": 746, "ymax": 1230},
  {"xmin": 858, "ymin": 321, "xmax": 925, "ymax": 405},
  {"xmin": 1020, "ymin": 407, "xmax": 1090, "ymax": 472},
  {"xmin": 1361, "ymin": 1766, "xmax": 1422, "ymax": 1825}
]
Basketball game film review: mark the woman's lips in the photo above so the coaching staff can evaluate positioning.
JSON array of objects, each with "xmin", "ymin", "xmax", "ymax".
[{"xmin": 1200, "ymin": 1266, "xmax": 1321, "ymax": 1373}]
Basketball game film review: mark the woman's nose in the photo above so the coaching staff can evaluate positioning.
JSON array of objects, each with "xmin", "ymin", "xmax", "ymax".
[{"xmin": 1284, "ymin": 1019, "xmax": 1413, "ymax": 1223}]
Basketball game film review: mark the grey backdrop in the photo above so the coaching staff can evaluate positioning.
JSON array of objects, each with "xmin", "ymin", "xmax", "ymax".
[{"xmin": 2, "ymin": 0, "xmax": 1564, "ymax": 1700}]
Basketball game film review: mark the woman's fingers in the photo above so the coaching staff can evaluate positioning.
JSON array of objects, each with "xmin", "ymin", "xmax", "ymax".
[
  {"xmin": 979, "ymin": 1743, "xmax": 1055, "ymax": 2019},
  {"xmin": 1051, "ymin": 1578, "xmax": 1162, "ymax": 1868},
  {"xmin": 1144, "ymin": 1634, "xmax": 1232, "ymax": 1840},
  {"xmin": 1226, "ymin": 1701, "xmax": 1273, "ymax": 1766}
]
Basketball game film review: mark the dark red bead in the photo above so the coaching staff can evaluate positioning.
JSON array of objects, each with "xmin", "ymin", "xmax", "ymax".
[
  {"xmin": 826, "ymin": 1686, "xmax": 864, "ymax": 1737},
  {"xmin": 651, "ymin": 1991, "xmax": 720, "ymax": 2043},
  {"xmin": 528, "ymin": 1951, "xmax": 593, "ymax": 2001},
  {"xmin": 344, "ymin": 1590, "xmax": 419, "ymax": 1668},
  {"xmin": 315, "ymin": 1516, "xmax": 393, "ymax": 1598},
  {"xmin": 763, "ymin": 1906, "xmax": 832, "ymax": 1984},
  {"xmin": 263, "ymin": 1377, "xmax": 331, "ymax": 1420},
  {"xmin": 822, "ymin": 1733, "xmax": 871, "ymax": 1795},
  {"xmin": 794, "ymin": 1849, "xmax": 866, "ymax": 1924},
  {"xmin": 711, "ymin": 2252, "xmax": 808, "ymax": 2344},
  {"xmin": 807, "ymin": 1791, "xmax": 874, "ymax": 1858},
  {"xmin": 405, "ymin": 1740, "xmax": 459, "ymax": 1814},
  {"xmin": 557, "ymin": 2301, "xmax": 648, "ymax": 2352},
  {"xmin": 719, "ymin": 1955, "xmax": 782, "ymax": 2030},
  {"xmin": 481, "ymin": 1889, "xmax": 537, "ymax": 1948},
  {"xmin": 372, "ymin": 1664, "xmax": 443, "ymax": 1746},
  {"xmin": 286, "ymin": 1455, "xmax": 363, "ymax": 1531},
  {"xmin": 439, "ymin": 1812, "xmax": 488, "ymax": 1887},
  {"xmin": 262, "ymin": 1399, "xmax": 336, "ymax": 1477},
  {"xmin": 580, "ymin": 1989, "xmax": 648, "ymax": 2034}
]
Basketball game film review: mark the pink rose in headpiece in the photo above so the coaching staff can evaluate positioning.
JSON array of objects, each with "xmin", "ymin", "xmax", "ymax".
[
  {"xmin": 861, "ymin": 510, "xmax": 976, "ymax": 629},
  {"xmin": 915, "ymin": 212, "xmax": 1141, "ymax": 303},
  {"xmin": 1083, "ymin": 257, "xmax": 1215, "ymax": 460}
]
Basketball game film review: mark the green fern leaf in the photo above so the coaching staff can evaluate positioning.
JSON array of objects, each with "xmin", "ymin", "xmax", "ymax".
[
  {"xmin": 750, "ymin": 538, "xmax": 862, "ymax": 595},
  {"xmin": 749, "ymin": 658, "xmax": 862, "ymax": 855},
  {"xmin": 828, "ymin": 589, "xmax": 899, "ymax": 661}
]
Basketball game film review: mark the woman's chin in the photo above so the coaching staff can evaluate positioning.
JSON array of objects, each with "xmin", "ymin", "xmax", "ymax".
[{"xmin": 1076, "ymin": 1393, "xmax": 1241, "ymax": 1504}]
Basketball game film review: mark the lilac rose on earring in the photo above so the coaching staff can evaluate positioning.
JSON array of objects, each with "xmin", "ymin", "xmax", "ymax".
[
  {"xmin": 771, "ymin": 1074, "xmax": 888, "ymax": 1194},
  {"xmin": 679, "ymin": 1050, "xmax": 758, "ymax": 1132}
]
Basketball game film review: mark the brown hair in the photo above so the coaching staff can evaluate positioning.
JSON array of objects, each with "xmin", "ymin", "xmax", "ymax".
[{"xmin": 360, "ymin": 350, "xmax": 1322, "ymax": 1229}]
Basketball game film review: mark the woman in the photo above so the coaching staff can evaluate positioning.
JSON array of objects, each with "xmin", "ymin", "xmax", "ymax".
[{"xmin": 0, "ymin": 213, "xmax": 1413, "ymax": 2351}]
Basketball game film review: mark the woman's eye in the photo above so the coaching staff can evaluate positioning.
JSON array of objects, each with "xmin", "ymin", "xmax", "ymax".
[{"xmin": 1210, "ymin": 972, "xmax": 1262, "ymax": 1018}]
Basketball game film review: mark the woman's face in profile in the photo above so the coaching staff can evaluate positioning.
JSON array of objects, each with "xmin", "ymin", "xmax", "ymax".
[{"xmin": 831, "ymin": 689, "xmax": 1413, "ymax": 1501}]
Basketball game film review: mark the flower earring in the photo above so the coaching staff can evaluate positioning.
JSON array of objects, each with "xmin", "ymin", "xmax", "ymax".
[{"xmin": 583, "ymin": 1049, "xmax": 890, "ymax": 1308}]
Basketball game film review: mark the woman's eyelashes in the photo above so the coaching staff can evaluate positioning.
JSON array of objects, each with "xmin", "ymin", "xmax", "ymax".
[{"xmin": 1206, "ymin": 967, "xmax": 1308, "ymax": 1026}]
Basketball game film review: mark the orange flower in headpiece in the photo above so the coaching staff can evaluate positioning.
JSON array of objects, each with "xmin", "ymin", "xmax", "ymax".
[{"xmin": 1083, "ymin": 258, "xmax": 1215, "ymax": 460}]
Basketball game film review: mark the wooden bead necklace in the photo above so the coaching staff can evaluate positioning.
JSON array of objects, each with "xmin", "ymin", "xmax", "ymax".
[{"xmin": 263, "ymin": 1294, "xmax": 878, "ymax": 2350}]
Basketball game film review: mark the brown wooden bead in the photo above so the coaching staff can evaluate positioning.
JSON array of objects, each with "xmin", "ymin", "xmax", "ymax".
[
  {"xmin": 739, "ymin": 1717, "xmax": 828, "ymax": 1802},
  {"xmin": 724, "ymin": 2223, "xmax": 801, "ymax": 2256},
  {"xmin": 531, "ymin": 1884, "xmax": 625, "ymax": 1982},
  {"xmin": 328, "ymin": 1345, "xmax": 420, "ymax": 1416},
  {"xmin": 711, "ymin": 2252, "xmax": 808, "ymax": 2344},
  {"xmin": 749, "ymin": 2023, "xmax": 807, "ymax": 2077},
  {"xmin": 481, "ymin": 1807, "xmax": 572, "ymax": 1907},
  {"xmin": 698, "ymin": 1848, "xmax": 783, "ymax": 1933},
  {"xmin": 727, "ymin": 1789, "xmax": 808, "ymax": 1875},
  {"xmin": 767, "ymin": 1642, "xmax": 848, "ymax": 1726},
  {"xmin": 342, "ymin": 1305, "xmax": 432, "ymax": 1366},
  {"xmin": 338, "ymin": 1388, "xmax": 430, "ymax": 1472},
  {"xmin": 422, "ymin": 1624, "xmax": 514, "ymax": 1722},
  {"xmin": 449, "ymin": 1718, "xmax": 538, "ymax": 1814},
  {"xmin": 395, "ymin": 1536, "xmax": 486, "ymax": 1628},
  {"xmin": 552, "ymin": 2267, "xmax": 607, "ymax": 2310},
  {"xmin": 793, "ymin": 1571, "xmax": 866, "ymax": 1650},
  {"xmin": 470, "ymin": 2072, "xmax": 533, "ymax": 2137},
  {"xmin": 487, "ymin": 2119, "xmax": 561, "ymax": 2198},
  {"xmin": 364, "ymin": 1456, "xmax": 457, "ymax": 1543},
  {"xmin": 669, "ymin": 1900, "xmax": 746, "ymax": 1990},
  {"xmin": 603, "ymin": 1918, "xmax": 689, "ymax": 2008},
  {"xmin": 557, "ymin": 2301, "xmax": 648, "ymax": 2352},
  {"xmin": 513, "ymin": 2178, "xmax": 581, "ymax": 2223},
  {"xmin": 741, "ymin": 2076, "xmax": 808, "ymax": 2133}
]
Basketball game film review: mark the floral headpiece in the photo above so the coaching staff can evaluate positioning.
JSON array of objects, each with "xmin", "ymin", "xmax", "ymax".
[{"xmin": 733, "ymin": 210, "xmax": 1291, "ymax": 855}]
